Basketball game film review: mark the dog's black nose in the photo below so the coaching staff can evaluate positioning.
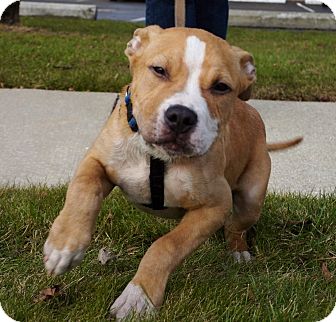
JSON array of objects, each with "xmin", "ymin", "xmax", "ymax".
[{"xmin": 164, "ymin": 105, "xmax": 198, "ymax": 134}]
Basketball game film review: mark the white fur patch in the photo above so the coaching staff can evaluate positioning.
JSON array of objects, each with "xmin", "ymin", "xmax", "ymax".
[
  {"xmin": 156, "ymin": 35, "xmax": 218, "ymax": 156},
  {"xmin": 165, "ymin": 166, "xmax": 193, "ymax": 203},
  {"xmin": 126, "ymin": 35, "xmax": 141, "ymax": 55},
  {"xmin": 44, "ymin": 240, "xmax": 85, "ymax": 275},
  {"xmin": 110, "ymin": 282, "xmax": 155, "ymax": 320},
  {"xmin": 245, "ymin": 60, "xmax": 256, "ymax": 78},
  {"xmin": 232, "ymin": 251, "xmax": 253, "ymax": 263},
  {"xmin": 108, "ymin": 136, "xmax": 150, "ymax": 204}
]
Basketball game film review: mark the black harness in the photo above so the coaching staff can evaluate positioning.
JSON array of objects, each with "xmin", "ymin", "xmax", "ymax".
[{"xmin": 123, "ymin": 87, "xmax": 166, "ymax": 210}]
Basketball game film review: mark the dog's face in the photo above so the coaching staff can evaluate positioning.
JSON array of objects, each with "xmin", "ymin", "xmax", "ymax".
[{"xmin": 125, "ymin": 26, "xmax": 256, "ymax": 158}]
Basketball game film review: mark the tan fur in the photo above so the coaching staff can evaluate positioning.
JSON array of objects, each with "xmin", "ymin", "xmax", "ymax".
[
  {"xmin": 267, "ymin": 137, "xmax": 303, "ymax": 151},
  {"xmin": 44, "ymin": 27, "xmax": 301, "ymax": 313}
]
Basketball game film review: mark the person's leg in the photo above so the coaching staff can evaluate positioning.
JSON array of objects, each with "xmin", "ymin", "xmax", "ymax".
[
  {"xmin": 196, "ymin": 0, "xmax": 229, "ymax": 39},
  {"xmin": 146, "ymin": 0, "xmax": 229, "ymax": 38},
  {"xmin": 146, "ymin": 0, "xmax": 197, "ymax": 28},
  {"xmin": 185, "ymin": 0, "xmax": 197, "ymax": 27},
  {"xmin": 145, "ymin": 0, "xmax": 175, "ymax": 28}
]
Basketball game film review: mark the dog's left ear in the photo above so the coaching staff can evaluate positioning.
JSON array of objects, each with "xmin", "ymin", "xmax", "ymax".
[
  {"xmin": 125, "ymin": 25, "xmax": 162, "ymax": 59},
  {"xmin": 232, "ymin": 46, "xmax": 256, "ymax": 101}
]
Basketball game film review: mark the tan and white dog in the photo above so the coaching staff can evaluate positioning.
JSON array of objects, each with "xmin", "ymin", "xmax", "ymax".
[{"xmin": 44, "ymin": 26, "xmax": 301, "ymax": 319}]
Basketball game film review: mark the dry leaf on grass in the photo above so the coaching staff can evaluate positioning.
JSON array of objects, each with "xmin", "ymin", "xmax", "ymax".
[
  {"xmin": 34, "ymin": 285, "xmax": 61, "ymax": 303},
  {"xmin": 286, "ymin": 219, "xmax": 312, "ymax": 226},
  {"xmin": 98, "ymin": 247, "xmax": 115, "ymax": 265},
  {"xmin": 126, "ymin": 246, "xmax": 139, "ymax": 255},
  {"xmin": 321, "ymin": 262, "xmax": 333, "ymax": 281},
  {"xmin": 284, "ymin": 219, "xmax": 313, "ymax": 232},
  {"xmin": 245, "ymin": 284, "xmax": 256, "ymax": 302}
]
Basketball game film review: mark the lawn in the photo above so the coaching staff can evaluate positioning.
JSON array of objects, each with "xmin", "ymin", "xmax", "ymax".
[
  {"xmin": 0, "ymin": 17, "xmax": 335, "ymax": 101},
  {"xmin": 0, "ymin": 186, "xmax": 335, "ymax": 321}
]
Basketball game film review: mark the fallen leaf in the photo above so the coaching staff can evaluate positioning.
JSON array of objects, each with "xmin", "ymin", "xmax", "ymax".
[
  {"xmin": 34, "ymin": 285, "xmax": 61, "ymax": 303},
  {"xmin": 248, "ymin": 288, "xmax": 255, "ymax": 301},
  {"xmin": 285, "ymin": 219, "xmax": 313, "ymax": 234},
  {"xmin": 246, "ymin": 284, "xmax": 255, "ymax": 301},
  {"xmin": 126, "ymin": 246, "xmax": 139, "ymax": 255},
  {"xmin": 98, "ymin": 247, "xmax": 115, "ymax": 265},
  {"xmin": 285, "ymin": 219, "xmax": 313, "ymax": 226},
  {"xmin": 321, "ymin": 262, "xmax": 333, "ymax": 281}
]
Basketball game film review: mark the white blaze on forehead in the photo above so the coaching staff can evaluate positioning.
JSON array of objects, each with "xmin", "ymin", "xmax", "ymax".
[
  {"xmin": 155, "ymin": 35, "xmax": 218, "ymax": 156},
  {"xmin": 182, "ymin": 35, "xmax": 218, "ymax": 155},
  {"xmin": 184, "ymin": 35, "xmax": 206, "ymax": 93}
]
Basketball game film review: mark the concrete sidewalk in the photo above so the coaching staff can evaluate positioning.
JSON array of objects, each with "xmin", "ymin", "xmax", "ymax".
[{"xmin": 0, "ymin": 89, "xmax": 335, "ymax": 194}]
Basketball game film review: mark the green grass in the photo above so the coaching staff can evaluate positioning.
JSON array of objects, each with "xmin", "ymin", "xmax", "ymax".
[
  {"xmin": 0, "ymin": 17, "xmax": 335, "ymax": 101},
  {"xmin": 0, "ymin": 186, "xmax": 335, "ymax": 321},
  {"xmin": 0, "ymin": 18, "xmax": 140, "ymax": 92}
]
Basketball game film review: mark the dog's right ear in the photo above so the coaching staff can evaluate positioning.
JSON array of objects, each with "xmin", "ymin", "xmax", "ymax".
[
  {"xmin": 125, "ymin": 25, "xmax": 163, "ymax": 59},
  {"xmin": 231, "ymin": 46, "xmax": 256, "ymax": 101}
]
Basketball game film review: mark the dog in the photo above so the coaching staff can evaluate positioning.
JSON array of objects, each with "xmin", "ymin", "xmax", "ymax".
[{"xmin": 43, "ymin": 26, "xmax": 302, "ymax": 320}]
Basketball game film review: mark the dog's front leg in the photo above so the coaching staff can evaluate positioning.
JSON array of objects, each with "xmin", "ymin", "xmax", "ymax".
[
  {"xmin": 44, "ymin": 155, "xmax": 113, "ymax": 275},
  {"xmin": 110, "ymin": 192, "xmax": 232, "ymax": 319}
]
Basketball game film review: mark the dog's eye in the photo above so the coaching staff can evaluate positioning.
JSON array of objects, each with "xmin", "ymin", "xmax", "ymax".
[
  {"xmin": 150, "ymin": 66, "xmax": 167, "ymax": 78},
  {"xmin": 211, "ymin": 82, "xmax": 231, "ymax": 95}
]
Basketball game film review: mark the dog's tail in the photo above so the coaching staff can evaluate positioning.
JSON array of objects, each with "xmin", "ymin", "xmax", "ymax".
[{"xmin": 267, "ymin": 137, "xmax": 303, "ymax": 152}]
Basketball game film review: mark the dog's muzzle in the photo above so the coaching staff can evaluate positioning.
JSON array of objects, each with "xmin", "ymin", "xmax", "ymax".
[
  {"xmin": 164, "ymin": 105, "xmax": 198, "ymax": 134},
  {"xmin": 151, "ymin": 104, "xmax": 198, "ymax": 155}
]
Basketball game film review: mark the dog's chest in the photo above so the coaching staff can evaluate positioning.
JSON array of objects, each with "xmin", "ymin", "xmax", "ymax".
[
  {"xmin": 107, "ymin": 139, "xmax": 193, "ymax": 214},
  {"xmin": 114, "ymin": 157, "xmax": 151, "ymax": 203},
  {"xmin": 107, "ymin": 140, "xmax": 150, "ymax": 202}
]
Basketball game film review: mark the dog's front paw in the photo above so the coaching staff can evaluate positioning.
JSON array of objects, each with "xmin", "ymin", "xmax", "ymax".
[
  {"xmin": 232, "ymin": 250, "xmax": 253, "ymax": 263},
  {"xmin": 109, "ymin": 282, "xmax": 155, "ymax": 321},
  {"xmin": 44, "ymin": 239, "xmax": 85, "ymax": 275},
  {"xmin": 43, "ymin": 215, "xmax": 91, "ymax": 275}
]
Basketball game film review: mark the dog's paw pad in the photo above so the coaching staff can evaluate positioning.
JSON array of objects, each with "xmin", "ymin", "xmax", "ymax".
[
  {"xmin": 232, "ymin": 250, "xmax": 253, "ymax": 263},
  {"xmin": 110, "ymin": 282, "xmax": 155, "ymax": 320},
  {"xmin": 43, "ymin": 240, "xmax": 85, "ymax": 275}
]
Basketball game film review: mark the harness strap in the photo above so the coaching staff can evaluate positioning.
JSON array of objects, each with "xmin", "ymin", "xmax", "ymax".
[
  {"xmin": 149, "ymin": 157, "xmax": 166, "ymax": 210},
  {"xmin": 124, "ymin": 87, "xmax": 166, "ymax": 210}
]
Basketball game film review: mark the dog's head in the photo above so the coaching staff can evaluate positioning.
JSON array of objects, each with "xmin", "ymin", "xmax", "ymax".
[{"xmin": 125, "ymin": 26, "xmax": 256, "ymax": 159}]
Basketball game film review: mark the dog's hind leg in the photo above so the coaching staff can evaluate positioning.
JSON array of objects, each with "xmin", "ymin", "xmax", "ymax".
[{"xmin": 224, "ymin": 151, "xmax": 271, "ymax": 263}]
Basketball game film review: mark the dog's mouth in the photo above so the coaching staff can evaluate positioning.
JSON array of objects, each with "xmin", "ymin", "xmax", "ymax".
[
  {"xmin": 144, "ymin": 134, "xmax": 195, "ymax": 157},
  {"xmin": 157, "ymin": 141, "xmax": 193, "ymax": 155}
]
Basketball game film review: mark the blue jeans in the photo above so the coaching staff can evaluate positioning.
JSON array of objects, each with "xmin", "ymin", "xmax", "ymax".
[{"xmin": 145, "ymin": 0, "xmax": 229, "ymax": 39}]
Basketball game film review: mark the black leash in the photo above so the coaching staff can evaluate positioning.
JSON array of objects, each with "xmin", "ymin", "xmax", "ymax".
[
  {"xmin": 125, "ymin": 87, "xmax": 166, "ymax": 210},
  {"xmin": 110, "ymin": 94, "xmax": 120, "ymax": 115}
]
